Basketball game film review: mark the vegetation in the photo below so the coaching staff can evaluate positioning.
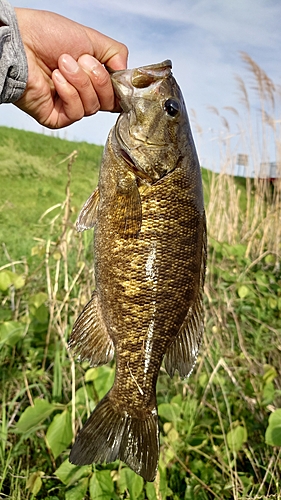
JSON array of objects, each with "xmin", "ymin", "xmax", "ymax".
[
  {"xmin": 0, "ymin": 127, "xmax": 102, "ymax": 260},
  {"xmin": 0, "ymin": 55, "xmax": 281, "ymax": 499}
]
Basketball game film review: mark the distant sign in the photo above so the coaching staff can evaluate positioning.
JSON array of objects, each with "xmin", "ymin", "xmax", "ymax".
[
  {"xmin": 237, "ymin": 154, "xmax": 249, "ymax": 166},
  {"xmin": 259, "ymin": 162, "xmax": 281, "ymax": 180}
]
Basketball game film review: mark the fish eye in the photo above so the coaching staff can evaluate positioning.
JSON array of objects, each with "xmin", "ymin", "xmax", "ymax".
[{"xmin": 164, "ymin": 98, "xmax": 180, "ymax": 117}]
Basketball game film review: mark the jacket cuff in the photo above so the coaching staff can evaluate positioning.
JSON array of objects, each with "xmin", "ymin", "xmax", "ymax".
[{"xmin": 0, "ymin": 0, "xmax": 28, "ymax": 103}]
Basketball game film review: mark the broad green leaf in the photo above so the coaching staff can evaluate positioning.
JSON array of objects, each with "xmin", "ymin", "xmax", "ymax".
[
  {"xmin": 16, "ymin": 398, "xmax": 56, "ymax": 432},
  {"xmin": 53, "ymin": 251, "xmax": 62, "ymax": 261},
  {"xmin": 13, "ymin": 274, "xmax": 25, "ymax": 289},
  {"xmin": 55, "ymin": 459, "xmax": 91, "ymax": 486},
  {"xmin": 265, "ymin": 409, "xmax": 281, "ymax": 446},
  {"xmin": 227, "ymin": 425, "xmax": 247, "ymax": 452},
  {"xmin": 267, "ymin": 409, "xmax": 281, "ymax": 426},
  {"xmin": 86, "ymin": 366, "xmax": 115, "ymax": 400},
  {"xmin": 199, "ymin": 372, "xmax": 208, "ymax": 388},
  {"xmin": 222, "ymin": 243, "xmax": 247, "ymax": 258},
  {"xmin": 29, "ymin": 292, "xmax": 48, "ymax": 308},
  {"xmin": 255, "ymin": 272, "xmax": 268, "ymax": 289},
  {"xmin": 220, "ymin": 269, "xmax": 237, "ymax": 283},
  {"xmin": 262, "ymin": 382, "xmax": 275, "ymax": 405},
  {"xmin": 75, "ymin": 387, "xmax": 87, "ymax": 406},
  {"xmin": 188, "ymin": 434, "xmax": 207, "ymax": 447},
  {"xmin": 158, "ymin": 403, "xmax": 181, "ymax": 422},
  {"xmin": 46, "ymin": 409, "xmax": 73, "ymax": 459},
  {"xmin": 65, "ymin": 478, "xmax": 89, "ymax": 500},
  {"xmin": 89, "ymin": 470, "xmax": 115, "ymax": 499},
  {"xmin": 265, "ymin": 253, "xmax": 275, "ymax": 265},
  {"xmin": 0, "ymin": 320, "xmax": 26, "ymax": 347},
  {"xmin": 118, "ymin": 468, "xmax": 143, "ymax": 499},
  {"xmin": 26, "ymin": 471, "xmax": 44, "ymax": 495},
  {"xmin": 263, "ymin": 365, "xmax": 277, "ymax": 384},
  {"xmin": 34, "ymin": 304, "xmax": 49, "ymax": 323},
  {"xmin": 171, "ymin": 394, "xmax": 182, "ymax": 406},
  {"xmin": 163, "ymin": 422, "xmax": 173, "ymax": 434},
  {"xmin": 31, "ymin": 245, "xmax": 45, "ymax": 257},
  {"xmin": 85, "ymin": 368, "xmax": 96, "ymax": 382},
  {"xmin": 146, "ymin": 482, "xmax": 157, "ymax": 500},
  {"xmin": 167, "ymin": 428, "xmax": 179, "ymax": 443},
  {"xmin": 160, "ymin": 446, "xmax": 175, "ymax": 467},
  {"xmin": 237, "ymin": 285, "xmax": 250, "ymax": 299},
  {"xmin": 265, "ymin": 424, "xmax": 281, "ymax": 447},
  {"xmin": 268, "ymin": 297, "xmax": 278, "ymax": 309},
  {"xmin": 0, "ymin": 270, "xmax": 25, "ymax": 291},
  {"xmin": 0, "ymin": 271, "xmax": 13, "ymax": 291}
]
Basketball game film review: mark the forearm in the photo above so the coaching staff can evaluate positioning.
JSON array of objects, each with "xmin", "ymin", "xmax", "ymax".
[{"xmin": 0, "ymin": 0, "xmax": 27, "ymax": 103}]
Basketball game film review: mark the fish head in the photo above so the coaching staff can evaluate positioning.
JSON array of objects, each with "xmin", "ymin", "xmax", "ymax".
[{"xmin": 111, "ymin": 60, "xmax": 192, "ymax": 184}]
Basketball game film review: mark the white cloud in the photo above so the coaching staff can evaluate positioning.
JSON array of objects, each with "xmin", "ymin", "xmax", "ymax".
[{"xmin": 69, "ymin": 0, "xmax": 281, "ymax": 47}]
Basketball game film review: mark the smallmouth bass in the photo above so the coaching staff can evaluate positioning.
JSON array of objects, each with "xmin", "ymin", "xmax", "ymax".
[{"xmin": 69, "ymin": 60, "xmax": 207, "ymax": 482}]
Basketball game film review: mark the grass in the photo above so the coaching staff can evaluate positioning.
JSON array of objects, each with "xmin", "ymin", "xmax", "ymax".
[
  {"xmin": 0, "ymin": 54, "xmax": 281, "ymax": 499},
  {"xmin": 0, "ymin": 126, "xmax": 103, "ymax": 261}
]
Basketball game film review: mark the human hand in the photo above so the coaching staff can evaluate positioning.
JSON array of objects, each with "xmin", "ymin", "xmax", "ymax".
[{"xmin": 14, "ymin": 8, "xmax": 128, "ymax": 128}]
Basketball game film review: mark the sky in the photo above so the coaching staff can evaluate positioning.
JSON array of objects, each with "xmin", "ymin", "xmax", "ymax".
[{"xmin": 1, "ymin": 0, "xmax": 281, "ymax": 175}]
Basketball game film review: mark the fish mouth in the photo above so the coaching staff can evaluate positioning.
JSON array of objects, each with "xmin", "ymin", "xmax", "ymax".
[
  {"xmin": 131, "ymin": 60, "xmax": 172, "ymax": 89},
  {"xmin": 110, "ymin": 60, "xmax": 172, "ymax": 93}
]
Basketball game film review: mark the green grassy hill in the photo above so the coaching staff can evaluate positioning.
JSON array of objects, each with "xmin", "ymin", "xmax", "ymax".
[{"xmin": 0, "ymin": 126, "xmax": 103, "ymax": 261}]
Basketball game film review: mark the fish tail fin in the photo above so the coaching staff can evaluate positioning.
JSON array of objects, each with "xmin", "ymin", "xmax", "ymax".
[{"xmin": 69, "ymin": 392, "xmax": 159, "ymax": 482}]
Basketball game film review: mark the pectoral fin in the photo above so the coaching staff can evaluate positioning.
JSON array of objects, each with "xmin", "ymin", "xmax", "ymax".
[
  {"xmin": 114, "ymin": 181, "xmax": 142, "ymax": 239},
  {"xmin": 69, "ymin": 292, "xmax": 114, "ymax": 366},
  {"xmin": 76, "ymin": 187, "xmax": 100, "ymax": 232}
]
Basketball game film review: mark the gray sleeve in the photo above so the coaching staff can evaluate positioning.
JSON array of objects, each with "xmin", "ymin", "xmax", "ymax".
[{"xmin": 0, "ymin": 0, "xmax": 28, "ymax": 103}]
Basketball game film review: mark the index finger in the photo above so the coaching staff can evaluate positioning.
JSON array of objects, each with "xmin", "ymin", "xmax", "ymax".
[
  {"xmin": 78, "ymin": 54, "xmax": 119, "ymax": 111},
  {"xmin": 82, "ymin": 27, "xmax": 128, "ymax": 71}
]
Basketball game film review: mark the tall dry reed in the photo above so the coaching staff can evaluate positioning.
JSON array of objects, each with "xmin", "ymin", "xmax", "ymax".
[{"xmin": 202, "ymin": 53, "xmax": 281, "ymax": 260}]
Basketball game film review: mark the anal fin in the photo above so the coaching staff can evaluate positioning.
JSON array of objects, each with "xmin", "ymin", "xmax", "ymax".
[{"xmin": 69, "ymin": 292, "xmax": 114, "ymax": 367}]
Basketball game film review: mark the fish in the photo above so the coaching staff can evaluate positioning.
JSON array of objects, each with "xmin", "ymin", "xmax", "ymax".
[{"xmin": 68, "ymin": 60, "xmax": 207, "ymax": 482}]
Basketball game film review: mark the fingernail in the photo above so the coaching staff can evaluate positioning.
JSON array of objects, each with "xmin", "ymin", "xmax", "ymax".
[
  {"xmin": 53, "ymin": 69, "xmax": 67, "ymax": 83},
  {"xmin": 79, "ymin": 54, "xmax": 99, "ymax": 73},
  {"xmin": 62, "ymin": 54, "xmax": 79, "ymax": 73}
]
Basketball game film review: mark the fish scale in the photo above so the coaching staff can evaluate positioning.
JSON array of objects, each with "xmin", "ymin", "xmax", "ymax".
[{"xmin": 68, "ymin": 60, "xmax": 207, "ymax": 482}]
